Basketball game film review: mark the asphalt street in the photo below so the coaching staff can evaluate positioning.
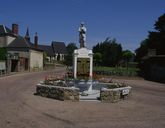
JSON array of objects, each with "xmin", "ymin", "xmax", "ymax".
[{"xmin": 0, "ymin": 67, "xmax": 165, "ymax": 128}]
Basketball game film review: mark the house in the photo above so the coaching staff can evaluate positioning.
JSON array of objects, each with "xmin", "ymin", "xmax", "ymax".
[
  {"xmin": 141, "ymin": 49, "xmax": 165, "ymax": 83},
  {"xmin": 0, "ymin": 23, "xmax": 43, "ymax": 72},
  {"xmin": 38, "ymin": 44, "xmax": 54, "ymax": 62},
  {"xmin": 51, "ymin": 41, "xmax": 67, "ymax": 61},
  {"xmin": 38, "ymin": 41, "xmax": 67, "ymax": 62}
]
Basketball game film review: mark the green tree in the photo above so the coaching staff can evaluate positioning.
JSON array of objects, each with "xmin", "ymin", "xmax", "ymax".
[
  {"xmin": 0, "ymin": 48, "xmax": 7, "ymax": 60},
  {"xmin": 93, "ymin": 38, "xmax": 122, "ymax": 66},
  {"xmin": 93, "ymin": 43, "xmax": 100, "ymax": 53},
  {"xmin": 122, "ymin": 50, "xmax": 134, "ymax": 68},
  {"xmin": 65, "ymin": 43, "xmax": 77, "ymax": 66},
  {"xmin": 135, "ymin": 39, "xmax": 149, "ymax": 62},
  {"xmin": 135, "ymin": 13, "xmax": 165, "ymax": 61},
  {"xmin": 108, "ymin": 39, "xmax": 122, "ymax": 67},
  {"xmin": 151, "ymin": 13, "xmax": 165, "ymax": 55},
  {"xmin": 93, "ymin": 52, "xmax": 102, "ymax": 66},
  {"xmin": 154, "ymin": 13, "xmax": 165, "ymax": 32}
]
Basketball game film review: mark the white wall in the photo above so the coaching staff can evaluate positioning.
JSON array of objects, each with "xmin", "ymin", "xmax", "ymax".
[
  {"xmin": 29, "ymin": 49, "xmax": 43, "ymax": 71},
  {"xmin": 6, "ymin": 36, "xmax": 15, "ymax": 46},
  {"xmin": 0, "ymin": 36, "xmax": 15, "ymax": 47},
  {"xmin": 55, "ymin": 53, "xmax": 65, "ymax": 61}
]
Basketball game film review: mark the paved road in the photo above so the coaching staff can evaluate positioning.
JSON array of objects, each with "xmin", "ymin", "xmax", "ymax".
[{"xmin": 0, "ymin": 67, "xmax": 165, "ymax": 128}]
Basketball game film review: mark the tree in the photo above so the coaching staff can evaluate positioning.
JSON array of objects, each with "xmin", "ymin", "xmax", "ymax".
[
  {"xmin": 154, "ymin": 13, "xmax": 165, "ymax": 32},
  {"xmin": 135, "ymin": 39, "xmax": 149, "ymax": 62},
  {"xmin": 65, "ymin": 43, "xmax": 77, "ymax": 66},
  {"xmin": 93, "ymin": 38, "xmax": 122, "ymax": 66},
  {"xmin": 135, "ymin": 13, "xmax": 165, "ymax": 61},
  {"xmin": 108, "ymin": 39, "xmax": 122, "ymax": 67},
  {"xmin": 93, "ymin": 43, "xmax": 101, "ymax": 53},
  {"xmin": 93, "ymin": 52, "xmax": 102, "ymax": 66},
  {"xmin": 0, "ymin": 48, "xmax": 7, "ymax": 60},
  {"xmin": 122, "ymin": 50, "xmax": 134, "ymax": 68},
  {"xmin": 147, "ymin": 13, "xmax": 165, "ymax": 55},
  {"xmin": 135, "ymin": 13, "xmax": 165, "ymax": 81}
]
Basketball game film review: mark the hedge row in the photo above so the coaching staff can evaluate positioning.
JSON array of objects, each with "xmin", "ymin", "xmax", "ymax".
[{"xmin": 93, "ymin": 67, "xmax": 139, "ymax": 76}]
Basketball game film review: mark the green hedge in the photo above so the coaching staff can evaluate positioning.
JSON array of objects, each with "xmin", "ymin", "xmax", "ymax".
[{"xmin": 93, "ymin": 66, "xmax": 139, "ymax": 76}]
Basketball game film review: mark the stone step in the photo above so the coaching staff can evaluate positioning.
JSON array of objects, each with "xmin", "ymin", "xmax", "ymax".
[
  {"xmin": 79, "ymin": 90, "xmax": 100, "ymax": 101},
  {"xmin": 79, "ymin": 99, "xmax": 100, "ymax": 102}
]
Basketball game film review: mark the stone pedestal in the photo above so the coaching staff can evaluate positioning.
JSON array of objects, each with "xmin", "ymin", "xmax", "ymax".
[{"xmin": 73, "ymin": 48, "xmax": 93, "ymax": 79}]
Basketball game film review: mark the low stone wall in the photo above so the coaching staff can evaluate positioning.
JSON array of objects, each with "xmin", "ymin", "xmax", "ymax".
[
  {"xmin": 100, "ymin": 86, "xmax": 132, "ymax": 102},
  {"xmin": 36, "ymin": 84, "xmax": 79, "ymax": 101}
]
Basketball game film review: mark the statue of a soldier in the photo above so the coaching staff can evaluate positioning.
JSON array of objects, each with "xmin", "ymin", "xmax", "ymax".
[{"xmin": 79, "ymin": 22, "xmax": 86, "ymax": 48}]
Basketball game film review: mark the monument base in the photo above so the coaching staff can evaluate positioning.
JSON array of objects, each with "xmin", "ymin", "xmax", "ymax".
[
  {"xmin": 73, "ymin": 47, "xmax": 93, "ymax": 79},
  {"xmin": 80, "ymin": 89, "xmax": 100, "ymax": 101}
]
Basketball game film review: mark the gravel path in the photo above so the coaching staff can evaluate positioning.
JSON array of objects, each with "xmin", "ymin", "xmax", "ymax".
[{"xmin": 0, "ymin": 67, "xmax": 165, "ymax": 128}]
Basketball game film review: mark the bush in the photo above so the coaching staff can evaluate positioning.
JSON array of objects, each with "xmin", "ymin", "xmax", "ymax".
[
  {"xmin": 0, "ymin": 48, "xmax": 7, "ymax": 60},
  {"xmin": 93, "ymin": 66, "xmax": 139, "ymax": 76}
]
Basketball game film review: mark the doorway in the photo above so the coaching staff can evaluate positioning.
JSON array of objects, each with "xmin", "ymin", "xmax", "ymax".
[{"xmin": 11, "ymin": 60, "xmax": 18, "ymax": 72}]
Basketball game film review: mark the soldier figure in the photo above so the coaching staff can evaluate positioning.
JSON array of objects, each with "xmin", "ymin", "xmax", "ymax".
[{"xmin": 79, "ymin": 22, "xmax": 86, "ymax": 48}]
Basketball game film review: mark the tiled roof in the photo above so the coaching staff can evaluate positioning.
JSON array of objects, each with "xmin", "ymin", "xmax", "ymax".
[
  {"xmin": 38, "ymin": 44, "xmax": 54, "ymax": 56},
  {"xmin": 7, "ymin": 36, "xmax": 43, "ymax": 52},
  {"xmin": 51, "ymin": 41, "xmax": 67, "ymax": 54},
  {"xmin": 0, "ymin": 25, "xmax": 14, "ymax": 37},
  {"xmin": 0, "ymin": 24, "xmax": 42, "ymax": 52},
  {"xmin": 7, "ymin": 36, "xmax": 30, "ymax": 48},
  {"xmin": 1, "ymin": 25, "xmax": 67, "ymax": 54}
]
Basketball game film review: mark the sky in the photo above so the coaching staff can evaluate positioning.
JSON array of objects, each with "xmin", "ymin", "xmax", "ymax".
[{"xmin": 0, "ymin": 0, "xmax": 165, "ymax": 52}]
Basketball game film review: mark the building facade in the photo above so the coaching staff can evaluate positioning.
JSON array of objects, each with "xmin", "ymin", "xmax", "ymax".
[
  {"xmin": 38, "ymin": 41, "xmax": 67, "ymax": 62},
  {"xmin": 0, "ymin": 23, "xmax": 43, "ymax": 72},
  {"xmin": 51, "ymin": 41, "xmax": 67, "ymax": 61}
]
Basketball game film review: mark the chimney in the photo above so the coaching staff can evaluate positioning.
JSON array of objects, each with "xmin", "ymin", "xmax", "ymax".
[
  {"xmin": 12, "ymin": 23, "xmax": 19, "ymax": 35},
  {"xmin": 34, "ymin": 32, "xmax": 38, "ymax": 48}
]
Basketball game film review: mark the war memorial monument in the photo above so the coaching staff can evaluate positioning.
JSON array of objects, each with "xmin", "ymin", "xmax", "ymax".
[{"xmin": 35, "ymin": 23, "xmax": 132, "ymax": 102}]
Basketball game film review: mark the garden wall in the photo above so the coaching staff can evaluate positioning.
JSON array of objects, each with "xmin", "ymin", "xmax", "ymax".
[
  {"xmin": 36, "ymin": 84, "xmax": 79, "ymax": 101},
  {"xmin": 100, "ymin": 86, "xmax": 132, "ymax": 102}
]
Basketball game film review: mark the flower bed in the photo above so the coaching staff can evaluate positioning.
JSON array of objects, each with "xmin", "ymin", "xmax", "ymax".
[{"xmin": 35, "ymin": 75, "xmax": 132, "ymax": 103}]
